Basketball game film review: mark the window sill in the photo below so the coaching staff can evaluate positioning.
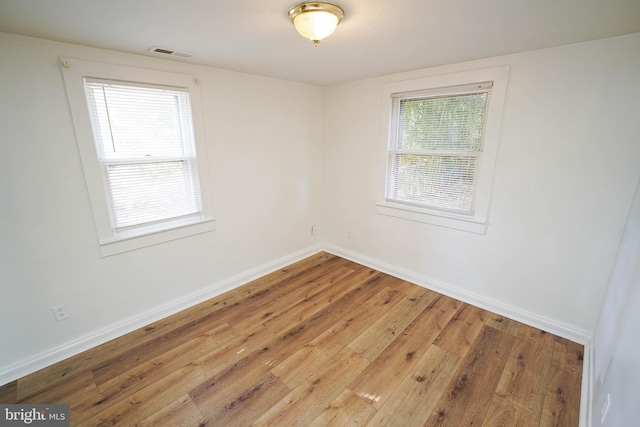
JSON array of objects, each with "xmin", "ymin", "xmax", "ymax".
[
  {"xmin": 98, "ymin": 217, "xmax": 215, "ymax": 257},
  {"xmin": 376, "ymin": 202, "xmax": 487, "ymax": 234}
]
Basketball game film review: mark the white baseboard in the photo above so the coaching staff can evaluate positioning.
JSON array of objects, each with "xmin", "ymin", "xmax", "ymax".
[{"xmin": 0, "ymin": 244, "xmax": 323, "ymax": 386}]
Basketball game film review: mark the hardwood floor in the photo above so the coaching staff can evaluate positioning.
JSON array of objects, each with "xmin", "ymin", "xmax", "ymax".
[{"xmin": 0, "ymin": 252, "xmax": 583, "ymax": 426}]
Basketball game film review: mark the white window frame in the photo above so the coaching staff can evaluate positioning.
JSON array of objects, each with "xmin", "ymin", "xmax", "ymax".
[
  {"xmin": 61, "ymin": 57, "xmax": 215, "ymax": 256},
  {"xmin": 377, "ymin": 66, "xmax": 509, "ymax": 234}
]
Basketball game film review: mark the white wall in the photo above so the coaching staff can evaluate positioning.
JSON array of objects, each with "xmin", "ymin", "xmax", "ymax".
[
  {"xmin": 322, "ymin": 33, "xmax": 640, "ymax": 339},
  {"xmin": 592, "ymin": 277, "xmax": 640, "ymax": 426},
  {"xmin": 0, "ymin": 33, "xmax": 324, "ymax": 381},
  {"xmin": 591, "ymin": 174, "xmax": 640, "ymax": 425}
]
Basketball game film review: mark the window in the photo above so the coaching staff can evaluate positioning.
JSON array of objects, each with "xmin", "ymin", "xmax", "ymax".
[
  {"xmin": 377, "ymin": 67, "xmax": 509, "ymax": 233},
  {"xmin": 61, "ymin": 58, "xmax": 214, "ymax": 256},
  {"xmin": 85, "ymin": 80, "xmax": 202, "ymax": 230}
]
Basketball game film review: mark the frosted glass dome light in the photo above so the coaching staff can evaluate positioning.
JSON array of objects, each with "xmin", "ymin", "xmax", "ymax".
[{"xmin": 288, "ymin": 2, "xmax": 345, "ymax": 46}]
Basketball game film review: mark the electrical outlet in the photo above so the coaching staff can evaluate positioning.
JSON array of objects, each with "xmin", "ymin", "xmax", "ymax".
[
  {"xmin": 601, "ymin": 393, "xmax": 611, "ymax": 424},
  {"xmin": 347, "ymin": 229, "xmax": 353, "ymax": 239},
  {"xmin": 52, "ymin": 304, "xmax": 70, "ymax": 322},
  {"xmin": 311, "ymin": 225, "xmax": 317, "ymax": 235}
]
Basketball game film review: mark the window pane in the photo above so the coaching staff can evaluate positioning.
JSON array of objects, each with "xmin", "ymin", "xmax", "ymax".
[
  {"xmin": 86, "ymin": 82, "xmax": 195, "ymax": 160},
  {"xmin": 390, "ymin": 154, "xmax": 478, "ymax": 213},
  {"xmin": 398, "ymin": 93, "xmax": 488, "ymax": 151},
  {"xmin": 105, "ymin": 161, "xmax": 202, "ymax": 229}
]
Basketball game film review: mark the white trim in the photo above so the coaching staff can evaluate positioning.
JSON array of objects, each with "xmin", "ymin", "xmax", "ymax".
[
  {"xmin": 0, "ymin": 244, "xmax": 322, "ymax": 386},
  {"xmin": 323, "ymin": 244, "xmax": 591, "ymax": 344},
  {"xmin": 99, "ymin": 217, "xmax": 215, "ymax": 257},
  {"xmin": 376, "ymin": 203, "xmax": 487, "ymax": 234},
  {"xmin": 579, "ymin": 340, "xmax": 594, "ymax": 427}
]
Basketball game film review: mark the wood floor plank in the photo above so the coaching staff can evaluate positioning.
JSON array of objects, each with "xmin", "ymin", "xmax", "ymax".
[
  {"xmin": 308, "ymin": 389, "xmax": 377, "ymax": 427},
  {"xmin": 70, "ymin": 323, "xmax": 240, "ymax": 424},
  {"xmin": 186, "ymin": 293, "xmax": 377, "ymax": 419},
  {"xmin": 347, "ymin": 286, "xmax": 438, "ymax": 360},
  {"xmin": 15, "ymin": 353, "xmax": 100, "ymax": 402},
  {"xmin": 365, "ymin": 345, "xmax": 459, "ymax": 426},
  {"xmin": 186, "ymin": 277, "xmax": 385, "ymax": 412},
  {"xmin": 271, "ymin": 304, "xmax": 369, "ymax": 389},
  {"xmin": 424, "ymin": 325, "xmax": 516, "ymax": 426},
  {"xmin": 229, "ymin": 263, "xmax": 356, "ymax": 332},
  {"xmin": 354, "ymin": 275, "xmax": 417, "ymax": 307},
  {"xmin": 495, "ymin": 324, "xmax": 555, "ymax": 416},
  {"xmin": 187, "ymin": 336, "xmax": 298, "ymax": 421},
  {"xmin": 309, "ymin": 287, "xmax": 406, "ymax": 355},
  {"xmin": 136, "ymin": 394, "xmax": 203, "ymax": 427},
  {"xmin": 218, "ymin": 254, "xmax": 352, "ymax": 329},
  {"xmin": 252, "ymin": 347, "xmax": 370, "ymax": 427},
  {"xmin": 348, "ymin": 294, "xmax": 459, "ymax": 409},
  {"xmin": 271, "ymin": 283, "xmax": 415, "ymax": 390},
  {"xmin": 432, "ymin": 302, "xmax": 488, "ymax": 357},
  {"xmin": 0, "ymin": 380, "xmax": 17, "ymax": 403},
  {"xmin": 77, "ymin": 325, "xmax": 278, "ymax": 426},
  {"xmin": 2, "ymin": 253, "xmax": 583, "ymax": 426},
  {"xmin": 18, "ymin": 370, "xmax": 96, "ymax": 425},
  {"xmin": 481, "ymin": 395, "xmax": 541, "ymax": 427},
  {"xmin": 261, "ymin": 267, "xmax": 380, "ymax": 336},
  {"xmin": 192, "ymin": 373, "xmax": 291, "ymax": 427},
  {"xmin": 484, "ymin": 311, "xmax": 522, "ymax": 336},
  {"xmin": 539, "ymin": 339, "xmax": 583, "ymax": 427},
  {"xmin": 360, "ymin": 285, "xmax": 408, "ymax": 310}
]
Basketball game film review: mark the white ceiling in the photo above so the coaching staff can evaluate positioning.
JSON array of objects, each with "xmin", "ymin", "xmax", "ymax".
[{"xmin": 1, "ymin": 0, "xmax": 639, "ymax": 85}]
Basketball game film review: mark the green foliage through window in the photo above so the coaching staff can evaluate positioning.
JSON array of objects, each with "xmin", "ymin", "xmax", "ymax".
[{"xmin": 398, "ymin": 93, "xmax": 488, "ymax": 151}]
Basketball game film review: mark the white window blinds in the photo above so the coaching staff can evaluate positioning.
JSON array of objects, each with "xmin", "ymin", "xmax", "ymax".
[
  {"xmin": 85, "ymin": 79, "xmax": 203, "ymax": 230},
  {"xmin": 386, "ymin": 82, "xmax": 492, "ymax": 215}
]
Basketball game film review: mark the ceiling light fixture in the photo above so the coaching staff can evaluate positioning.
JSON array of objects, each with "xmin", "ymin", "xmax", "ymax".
[{"xmin": 288, "ymin": 2, "xmax": 344, "ymax": 47}]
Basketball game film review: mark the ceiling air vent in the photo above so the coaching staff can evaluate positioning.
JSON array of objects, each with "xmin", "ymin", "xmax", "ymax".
[{"xmin": 147, "ymin": 46, "xmax": 193, "ymax": 58}]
